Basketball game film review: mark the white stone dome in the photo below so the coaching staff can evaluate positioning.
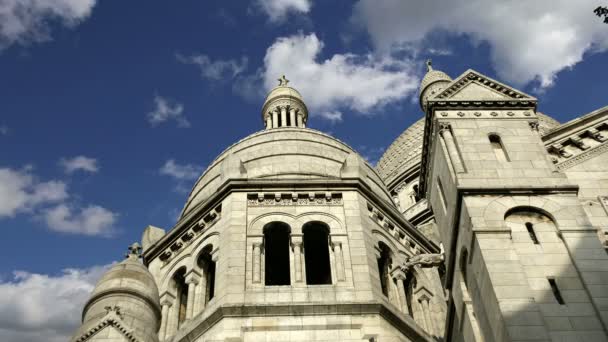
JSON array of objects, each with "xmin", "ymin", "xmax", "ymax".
[{"xmin": 180, "ymin": 127, "xmax": 393, "ymax": 218}]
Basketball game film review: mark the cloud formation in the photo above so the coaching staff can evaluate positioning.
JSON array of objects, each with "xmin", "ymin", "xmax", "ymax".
[
  {"xmin": 177, "ymin": 53, "xmax": 248, "ymax": 81},
  {"xmin": 160, "ymin": 159, "xmax": 201, "ymax": 181},
  {"xmin": 255, "ymin": 0, "xmax": 311, "ymax": 22},
  {"xmin": 0, "ymin": 125, "xmax": 8, "ymax": 136},
  {"xmin": 43, "ymin": 204, "xmax": 117, "ymax": 236},
  {"xmin": 0, "ymin": 166, "xmax": 117, "ymax": 235},
  {"xmin": 147, "ymin": 95, "xmax": 189, "ymax": 128},
  {"xmin": 262, "ymin": 33, "xmax": 418, "ymax": 119},
  {"xmin": 0, "ymin": 0, "xmax": 96, "ymax": 50},
  {"xmin": 60, "ymin": 156, "xmax": 99, "ymax": 174},
  {"xmin": 0, "ymin": 264, "xmax": 110, "ymax": 342},
  {"xmin": 352, "ymin": 0, "xmax": 608, "ymax": 89}
]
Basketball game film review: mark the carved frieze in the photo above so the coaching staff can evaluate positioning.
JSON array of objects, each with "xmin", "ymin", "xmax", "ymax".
[
  {"xmin": 247, "ymin": 192, "xmax": 343, "ymax": 206},
  {"xmin": 556, "ymin": 142, "xmax": 608, "ymax": 170}
]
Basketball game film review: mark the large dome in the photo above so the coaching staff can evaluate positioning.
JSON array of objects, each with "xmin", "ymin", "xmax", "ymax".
[
  {"xmin": 180, "ymin": 127, "xmax": 393, "ymax": 218},
  {"xmin": 376, "ymin": 112, "xmax": 561, "ymax": 186}
]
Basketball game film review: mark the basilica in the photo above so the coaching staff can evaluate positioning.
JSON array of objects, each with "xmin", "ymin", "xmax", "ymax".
[{"xmin": 71, "ymin": 62, "xmax": 608, "ymax": 342}]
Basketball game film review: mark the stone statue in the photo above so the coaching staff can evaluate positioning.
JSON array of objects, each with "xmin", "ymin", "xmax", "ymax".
[{"xmin": 401, "ymin": 243, "xmax": 445, "ymax": 271}]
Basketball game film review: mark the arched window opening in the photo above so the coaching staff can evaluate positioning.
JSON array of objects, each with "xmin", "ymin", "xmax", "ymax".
[
  {"xmin": 525, "ymin": 222, "xmax": 540, "ymax": 244},
  {"xmin": 460, "ymin": 249, "xmax": 469, "ymax": 288},
  {"xmin": 403, "ymin": 272, "xmax": 417, "ymax": 318},
  {"xmin": 489, "ymin": 134, "xmax": 510, "ymax": 162},
  {"xmin": 197, "ymin": 245, "xmax": 216, "ymax": 304},
  {"xmin": 303, "ymin": 222, "xmax": 332, "ymax": 285},
  {"xmin": 264, "ymin": 222, "xmax": 291, "ymax": 285},
  {"xmin": 377, "ymin": 242, "xmax": 392, "ymax": 297},
  {"xmin": 413, "ymin": 184, "xmax": 421, "ymax": 202},
  {"xmin": 172, "ymin": 267, "xmax": 188, "ymax": 327}
]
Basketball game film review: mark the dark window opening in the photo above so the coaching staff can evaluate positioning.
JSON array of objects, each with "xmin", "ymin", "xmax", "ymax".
[
  {"xmin": 303, "ymin": 222, "xmax": 332, "ymax": 285},
  {"xmin": 413, "ymin": 184, "xmax": 421, "ymax": 202},
  {"xmin": 489, "ymin": 134, "xmax": 510, "ymax": 162},
  {"xmin": 403, "ymin": 272, "xmax": 416, "ymax": 317},
  {"xmin": 264, "ymin": 222, "xmax": 291, "ymax": 285},
  {"xmin": 548, "ymin": 278, "xmax": 565, "ymax": 305},
  {"xmin": 197, "ymin": 245, "xmax": 216, "ymax": 303},
  {"xmin": 377, "ymin": 242, "xmax": 392, "ymax": 297},
  {"xmin": 460, "ymin": 249, "xmax": 469, "ymax": 288},
  {"xmin": 173, "ymin": 268, "xmax": 188, "ymax": 327},
  {"xmin": 526, "ymin": 222, "xmax": 540, "ymax": 244}
]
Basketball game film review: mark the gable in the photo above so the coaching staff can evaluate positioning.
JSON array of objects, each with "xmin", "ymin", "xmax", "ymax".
[{"xmin": 432, "ymin": 69, "xmax": 536, "ymax": 102}]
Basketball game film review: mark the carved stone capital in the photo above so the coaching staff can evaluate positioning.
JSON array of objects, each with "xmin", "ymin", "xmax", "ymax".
[
  {"xmin": 185, "ymin": 270, "xmax": 201, "ymax": 285},
  {"xmin": 160, "ymin": 292, "xmax": 176, "ymax": 307}
]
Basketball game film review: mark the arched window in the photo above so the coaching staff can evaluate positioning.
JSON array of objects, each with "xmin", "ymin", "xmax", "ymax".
[
  {"xmin": 489, "ymin": 134, "xmax": 510, "ymax": 162},
  {"xmin": 172, "ymin": 267, "xmax": 188, "ymax": 327},
  {"xmin": 377, "ymin": 242, "xmax": 393, "ymax": 297},
  {"xmin": 264, "ymin": 222, "xmax": 291, "ymax": 285},
  {"xmin": 403, "ymin": 271, "xmax": 417, "ymax": 318},
  {"xmin": 460, "ymin": 248, "xmax": 469, "ymax": 288},
  {"xmin": 303, "ymin": 222, "xmax": 332, "ymax": 285},
  {"xmin": 197, "ymin": 245, "xmax": 216, "ymax": 304},
  {"xmin": 413, "ymin": 184, "xmax": 421, "ymax": 202}
]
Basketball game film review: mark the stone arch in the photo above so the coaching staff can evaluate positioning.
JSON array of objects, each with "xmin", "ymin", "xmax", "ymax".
[
  {"xmin": 482, "ymin": 196, "xmax": 573, "ymax": 231},
  {"xmin": 160, "ymin": 254, "xmax": 193, "ymax": 292},
  {"xmin": 248, "ymin": 212, "xmax": 298, "ymax": 236},
  {"xmin": 372, "ymin": 229, "xmax": 400, "ymax": 258},
  {"xmin": 294, "ymin": 212, "xmax": 344, "ymax": 235},
  {"xmin": 192, "ymin": 232, "xmax": 220, "ymax": 261}
]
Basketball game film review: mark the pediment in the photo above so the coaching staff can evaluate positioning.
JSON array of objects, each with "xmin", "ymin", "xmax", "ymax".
[{"xmin": 432, "ymin": 69, "xmax": 536, "ymax": 102}]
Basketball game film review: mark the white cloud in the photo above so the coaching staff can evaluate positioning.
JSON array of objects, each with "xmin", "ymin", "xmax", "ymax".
[
  {"xmin": 0, "ymin": 168, "xmax": 67, "ymax": 217},
  {"xmin": 59, "ymin": 156, "xmax": 98, "ymax": 174},
  {"xmin": 262, "ymin": 33, "xmax": 418, "ymax": 118},
  {"xmin": 0, "ymin": 0, "xmax": 96, "ymax": 50},
  {"xmin": 0, "ymin": 125, "xmax": 8, "ymax": 135},
  {"xmin": 0, "ymin": 264, "xmax": 110, "ymax": 342},
  {"xmin": 255, "ymin": 0, "xmax": 311, "ymax": 22},
  {"xmin": 0, "ymin": 166, "xmax": 118, "ymax": 235},
  {"xmin": 177, "ymin": 53, "xmax": 248, "ymax": 81},
  {"xmin": 320, "ymin": 110, "xmax": 343, "ymax": 123},
  {"xmin": 43, "ymin": 204, "xmax": 117, "ymax": 236},
  {"xmin": 147, "ymin": 95, "xmax": 189, "ymax": 128},
  {"xmin": 352, "ymin": 0, "xmax": 608, "ymax": 89},
  {"xmin": 160, "ymin": 159, "xmax": 200, "ymax": 181}
]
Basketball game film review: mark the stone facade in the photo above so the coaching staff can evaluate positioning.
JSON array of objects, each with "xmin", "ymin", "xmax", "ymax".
[{"xmin": 72, "ymin": 69, "xmax": 608, "ymax": 342}]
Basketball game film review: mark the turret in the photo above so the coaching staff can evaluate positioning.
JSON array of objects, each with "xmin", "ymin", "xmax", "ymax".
[
  {"xmin": 419, "ymin": 60, "xmax": 452, "ymax": 111},
  {"xmin": 71, "ymin": 243, "xmax": 161, "ymax": 342},
  {"xmin": 261, "ymin": 75, "xmax": 308, "ymax": 129}
]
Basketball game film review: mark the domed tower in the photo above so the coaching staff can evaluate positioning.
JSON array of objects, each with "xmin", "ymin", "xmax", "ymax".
[
  {"xmin": 419, "ymin": 60, "xmax": 452, "ymax": 111},
  {"xmin": 71, "ymin": 243, "xmax": 161, "ymax": 342},
  {"xmin": 137, "ymin": 77, "xmax": 446, "ymax": 342}
]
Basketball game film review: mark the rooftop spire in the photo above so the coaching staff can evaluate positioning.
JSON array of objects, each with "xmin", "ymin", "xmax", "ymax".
[
  {"xmin": 261, "ymin": 75, "xmax": 309, "ymax": 130},
  {"xmin": 419, "ymin": 60, "xmax": 452, "ymax": 111},
  {"xmin": 126, "ymin": 242, "xmax": 142, "ymax": 259},
  {"xmin": 426, "ymin": 59, "xmax": 433, "ymax": 72}
]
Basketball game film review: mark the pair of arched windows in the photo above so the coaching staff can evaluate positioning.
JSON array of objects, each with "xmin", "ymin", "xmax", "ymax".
[
  {"xmin": 171, "ymin": 245, "xmax": 216, "ymax": 327},
  {"xmin": 263, "ymin": 221, "xmax": 332, "ymax": 286}
]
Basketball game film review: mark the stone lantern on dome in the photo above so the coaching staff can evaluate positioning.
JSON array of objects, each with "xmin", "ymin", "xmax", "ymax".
[{"xmin": 261, "ymin": 75, "xmax": 309, "ymax": 129}]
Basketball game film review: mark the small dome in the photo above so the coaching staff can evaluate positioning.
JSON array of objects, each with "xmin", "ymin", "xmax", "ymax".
[
  {"xmin": 419, "ymin": 60, "xmax": 452, "ymax": 110},
  {"xmin": 261, "ymin": 75, "xmax": 309, "ymax": 129},
  {"xmin": 72, "ymin": 244, "xmax": 161, "ymax": 342},
  {"xmin": 419, "ymin": 70, "xmax": 452, "ymax": 97}
]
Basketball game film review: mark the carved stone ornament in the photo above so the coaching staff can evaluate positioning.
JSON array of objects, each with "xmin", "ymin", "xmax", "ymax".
[
  {"xmin": 74, "ymin": 305, "xmax": 139, "ymax": 342},
  {"xmin": 400, "ymin": 243, "xmax": 445, "ymax": 272}
]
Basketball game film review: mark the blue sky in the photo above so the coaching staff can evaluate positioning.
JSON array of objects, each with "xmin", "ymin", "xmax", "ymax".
[{"xmin": 1, "ymin": 1, "xmax": 607, "ymax": 341}]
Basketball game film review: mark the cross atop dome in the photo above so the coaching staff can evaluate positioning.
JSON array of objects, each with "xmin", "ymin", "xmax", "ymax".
[{"xmin": 261, "ymin": 75, "xmax": 309, "ymax": 130}]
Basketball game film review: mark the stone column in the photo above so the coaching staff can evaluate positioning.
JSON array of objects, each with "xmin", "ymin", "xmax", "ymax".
[
  {"xmin": 391, "ymin": 270, "xmax": 409, "ymax": 316},
  {"xmin": 252, "ymin": 242, "xmax": 262, "ymax": 283},
  {"xmin": 331, "ymin": 241, "xmax": 345, "ymax": 282},
  {"xmin": 194, "ymin": 274, "xmax": 206, "ymax": 315},
  {"xmin": 419, "ymin": 294, "xmax": 434, "ymax": 336},
  {"xmin": 289, "ymin": 108, "xmax": 296, "ymax": 127},
  {"xmin": 439, "ymin": 123, "xmax": 465, "ymax": 173},
  {"xmin": 265, "ymin": 114, "xmax": 272, "ymax": 130},
  {"xmin": 272, "ymin": 109, "xmax": 279, "ymax": 128},
  {"xmin": 159, "ymin": 292, "xmax": 176, "ymax": 340},
  {"xmin": 185, "ymin": 271, "xmax": 200, "ymax": 320},
  {"xmin": 291, "ymin": 235, "xmax": 304, "ymax": 283},
  {"xmin": 297, "ymin": 112, "xmax": 303, "ymax": 127},
  {"xmin": 280, "ymin": 106, "xmax": 287, "ymax": 128}
]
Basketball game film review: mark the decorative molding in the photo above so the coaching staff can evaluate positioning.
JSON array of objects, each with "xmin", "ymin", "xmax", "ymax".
[
  {"xmin": 434, "ymin": 71, "xmax": 535, "ymax": 101},
  {"xmin": 247, "ymin": 192, "xmax": 342, "ymax": 206},
  {"xmin": 74, "ymin": 306, "xmax": 140, "ymax": 342},
  {"xmin": 433, "ymin": 109, "xmax": 537, "ymax": 120},
  {"xmin": 366, "ymin": 202, "xmax": 421, "ymax": 254},
  {"xmin": 159, "ymin": 204, "xmax": 222, "ymax": 263},
  {"xmin": 556, "ymin": 142, "xmax": 608, "ymax": 170}
]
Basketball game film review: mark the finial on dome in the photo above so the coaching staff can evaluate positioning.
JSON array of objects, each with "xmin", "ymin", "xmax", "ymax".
[
  {"xmin": 426, "ymin": 59, "xmax": 433, "ymax": 72},
  {"xmin": 278, "ymin": 75, "xmax": 289, "ymax": 87},
  {"xmin": 126, "ymin": 242, "xmax": 142, "ymax": 259}
]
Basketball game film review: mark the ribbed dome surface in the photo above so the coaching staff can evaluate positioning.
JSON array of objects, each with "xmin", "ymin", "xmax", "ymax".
[
  {"xmin": 376, "ymin": 113, "xmax": 561, "ymax": 186},
  {"xmin": 85, "ymin": 256, "xmax": 160, "ymax": 315},
  {"xmin": 419, "ymin": 70, "xmax": 452, "ymax": 96},
  {"xmin": 180, "ymin": 127, "xmax": 393, "ymax": 218}
]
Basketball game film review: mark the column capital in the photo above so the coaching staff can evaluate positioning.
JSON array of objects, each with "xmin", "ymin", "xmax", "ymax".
[
  {"xmin": 160, "ymin": 291, "xmax": 176, "ymax": 306},
  {"xmin": 185, "ymin": 269, "xmax": 201, "ymax": 284},
  {"xmin": 438, "ymin": 122, "xmax": 451, "ymax": 133}
]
